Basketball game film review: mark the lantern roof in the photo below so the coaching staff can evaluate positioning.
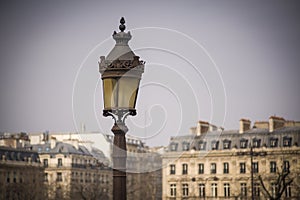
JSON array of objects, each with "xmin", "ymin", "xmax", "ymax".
[
  {"xmin": 99, "ymin": 17, "xmax": 145, "ymax": 75},
  {"xmin": 106, "ymin": 17, "xmax": 136, "ymax": 61}
]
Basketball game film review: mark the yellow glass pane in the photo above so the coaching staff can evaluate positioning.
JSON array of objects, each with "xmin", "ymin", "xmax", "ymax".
[
  {"xmin": 117, "ymin": 77, "xmax": 139, "ymax": 109},
  {"xmin": 103, "ymin": 78, "xmax": 118, "ymax": 109}
]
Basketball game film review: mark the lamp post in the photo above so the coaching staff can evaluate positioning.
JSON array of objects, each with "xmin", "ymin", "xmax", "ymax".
[
  {"xmin": 99, "ymin": 17, "xmax": 145, "ymax": 200},
  {"xmin": 250, "ymin": 144, "xmax": 254, "ymax": 200}
]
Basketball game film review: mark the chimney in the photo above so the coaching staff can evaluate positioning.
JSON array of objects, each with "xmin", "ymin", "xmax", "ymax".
[
  {"xmin": 43, "ymin": 131, "xmax": 49, "ymax": 143},
  {"xmin": 253, "ymin": 121, "xmax": 269, "ymax": 129},
  {"xmin": 269, "ymin": 116, "xmax": 285, "ymax": 132},
  {"xmin": 189, "ymin": 127, "xmax": 196, "ymax": 134},
  {"xmin": 196, "ymin": 121, "xmax": 209, "ymax": 136},
  {"xmin": 50, "ymin": 136, "xmax": 56, "ymax": 149},
  {"xmin": 81, "ymin": 123, "xmax": 86, "ymax": 133},
  {"xmin": 284, "ymin": 120, "xmax": 300, "ymax": 127},
  {"xmin": 239, "ymin": 119, "xmax": 251, "ymax": 134}
]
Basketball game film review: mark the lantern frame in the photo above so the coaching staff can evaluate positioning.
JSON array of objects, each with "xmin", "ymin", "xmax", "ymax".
[{"xmin": 99, "ymin": 55, "xmax": 145, "ymax": 123}]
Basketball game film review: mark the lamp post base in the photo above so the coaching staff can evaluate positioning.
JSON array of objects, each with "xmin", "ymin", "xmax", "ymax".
[{"xmin": 112, "ymin": 122, "xmax": 128, "ymax": 200}]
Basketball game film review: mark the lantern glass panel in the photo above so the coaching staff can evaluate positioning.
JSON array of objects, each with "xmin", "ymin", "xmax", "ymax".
[
  {"xmin": 103, "ymin": 78, "xmax": 118, "ymax": 109},
  {"xmin": 103, "ymin": 77, "xmax": 140, "ymax": 110},
  {"xmin": 117, "ymin": 77, "xmax": 139, "ymax": 109}
]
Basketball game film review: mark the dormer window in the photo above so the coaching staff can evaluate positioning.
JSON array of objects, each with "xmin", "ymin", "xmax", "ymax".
[
  {"xmin": 223, "ymin": 140, "xmax": 231, "ymax": 150},
  {"xmin": 211, "ymin": 140, "xmax": 219, "ymax": 150},
  {"xmin": 283, "ymin": 137, "xmax": 292, "ymax": 147},
  {"xmin": 199, "ymin": 141, "xmax": 206, "ymax": 151},
  {"xmin": 240, "ymin": 139, "xmax": 248, "ymax": 149},
  {"xmin": 252, "ymin": 138, "xmax": 261, "ymax": 148},
  {"xmin": 182, "ymin": 142, "xmax": 190, "ymax": 151},
  {"xmin": 170, "ymin": 143, "xmax": 178, "ymax": 151},
  {"xmin": 270, "ymin": 138, "xmax": 278, "ymax": 148}
]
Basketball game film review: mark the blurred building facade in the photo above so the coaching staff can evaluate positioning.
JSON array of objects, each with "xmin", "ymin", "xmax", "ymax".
[
  {"xmin": 0, "ymin": 128, "xmax": 163, "ymax": 200},
  {"xmin": 162, "ymin": 116, "xmax": 300, "ymax": 200},
  {"xmin": 28, "ymin": 131, "xmax": 162, "ymax": 199},
  {"xmin": 0, "ymin": 132, "xmax": 45, "ymax": 200},
  {"xmin": 105, "ymin": 133, "xmax": 163, "ymax": 200},
  {"xmin": 31, "ymin": 136, "xmax": 112, "ymax": 200}
]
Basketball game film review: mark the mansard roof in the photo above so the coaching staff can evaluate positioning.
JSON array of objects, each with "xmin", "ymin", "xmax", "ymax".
[
  {"xmin": 0, "ymin": 146, "xmax": 40, "ymax": 163},
  {"xmin": 31, "ymin": 142, "xmax": 92, "ymax": 156},
  {"xmin": 167, "ymin": 126, "xmax": 300, "ymax": 152}
]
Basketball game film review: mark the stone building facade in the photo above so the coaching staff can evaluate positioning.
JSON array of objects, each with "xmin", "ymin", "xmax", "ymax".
[
  {"xmin": 162, "ymin": 116, "xmax": 300, "ymax": 200},
  {"xmin": 0, "ymin": 132, "xmax": 45, "ymax": 200},
  {"xmin": 0, "ymin": 130, "xmax": 162, "ymax": 199},
  {"xmin": 28, "ymin": 131, "xmax": 162, "ymax": 200},
  {"xmin": 31, "ymin": 137, "xmax": 112, "ymax": 200},
  {"xmin": 0, "ymin": 131, "xmax": 112, "ymax": 200}
]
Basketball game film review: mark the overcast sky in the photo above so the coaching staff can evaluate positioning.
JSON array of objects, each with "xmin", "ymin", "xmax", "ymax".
[{"xmin": 0, "ymin": 0, "xmax": 300, "ymax": 146}]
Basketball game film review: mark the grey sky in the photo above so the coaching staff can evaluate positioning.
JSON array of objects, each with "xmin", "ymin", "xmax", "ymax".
[{"xmin": 0, "ymin": 0, "xmax": 300, "ymax": 146}]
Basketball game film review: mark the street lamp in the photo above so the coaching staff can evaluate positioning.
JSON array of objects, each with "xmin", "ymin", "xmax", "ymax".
[
  {"xmin": 99, "ymin": 17, "xmax": 145, "ymax": 200},
  {"xmin": 250, "ymin": 144, "xmax": 254, "ymax": 200}
]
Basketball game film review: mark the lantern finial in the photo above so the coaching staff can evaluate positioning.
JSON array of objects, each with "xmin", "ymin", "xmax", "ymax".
[{"xmin": 119, "ymin": 17, "xmax": 126, "ymax": 32}]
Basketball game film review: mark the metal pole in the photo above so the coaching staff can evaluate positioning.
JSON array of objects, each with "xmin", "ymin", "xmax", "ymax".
[
  {"xmin": 112, "ymin": 122, "xmax": 128, "ymax": 200},
  {"xmin": 250, "ymin": 145, "xmax": 254, "ymax": 200}
]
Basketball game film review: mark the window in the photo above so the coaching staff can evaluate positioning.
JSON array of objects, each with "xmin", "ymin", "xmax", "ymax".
[
  {"xmin": 253, "ymin": 183, "xmax": 260, "ymax": 197},
  {"xmin": 199, "ymin": 141, "xmax": 206, "ymax": 150},
  {"xmin": 182, "ymin": 184, "xmax": 189, "ymax": 197},
  {"xmin": 6, "ymin": 172, "xmax": 10, "ymax": 183},
  {"xmin": 44, "ymin": 173, "xmax": 48, "ymax": 182},
  {"xmin": 223, "ymin": 162, "xmax": 229, "ymax": 174},
  {"xmin": 182, "ymin": 142, "xmax": 190, "ymax": 151},
  {"xmin": 199, "ymin": 184, "xmax": 205, "ymax": 197},
  {"xmin": 13, "ymin": 171, "xmax": 17, "ymax": 183},
  {"xmin": 211, "ymin": 183, "xmax": 218, "ymax": 197},
  {"xmin": 283, "ymin": 161, "xmax": 290, "ymax": 172},
  {"xmin": 252, "ymin": 162, "xmax": 259, "ymax": 173},
  {"xmin": 270, "ymin": 161, "xmax": 276, "ymax": 173},
  {"xmin": 223, "ymin": 140, "xmax": 231, "ymax": 149},
  {"xmin": 252, "ymin": 138, "xmax": 261, "ymax": 148},
  {"xmin": 58, "ymin": 158, "xmax": 63, "ymax": 167},
  {"xmin": 57, "ymin": 172, "xmax": 63, "ymax": 182},
  {"xmin": 198, "ymin": 163, "xmax": 204, "ymax": 174},
  {"xmin": 170, "ymin": 164, "xmax": 176, "ymax": 175},
  {"xmin": 240, "ymin": 163, "xmax": 246, "ymax": 173},
  {"xmin": 93, "ymin": 173, "xmax": 96, "ymax": 183},
  {"xmin": 270, "ymin": 138, "xmax": 278, "ymax": 148},
  {"xmin": 240, "ymin": 139, "xmax": 248, "ymax": 149},
  {"xmin": 182, "ymin": 164, "xmax": 188, "ymax": 174},
  {"xmin": 43, "ymin": 159, "xmax": 48, "ymax": 167},
  {"xmin": 224, "ymin": 183, "xmax": 230, "ymax": 197},
  {"xmin": 170, "ymin": 143, "xmax": 178, "ymax": 151},
  {"xmin": 170, "ymin": 184, "xmax": 176, "ymax": 197},
  {"xmin": 211, "ymin": 140, "xmax": 219, "ymax": 150},
  {"xmin": 285, "ymin": 184, "xmax": 291, "ymax": 197},
  {"xmin": 211, "ymin": 163, "xmax": 216, "ymax": 174},
  {"xmin": 283, "ymin": 136, "xmax": 292, "ymax": 147},
  {"xmin": 240, "ymin": 183, "xmax": 247, "ymax": 197}
]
